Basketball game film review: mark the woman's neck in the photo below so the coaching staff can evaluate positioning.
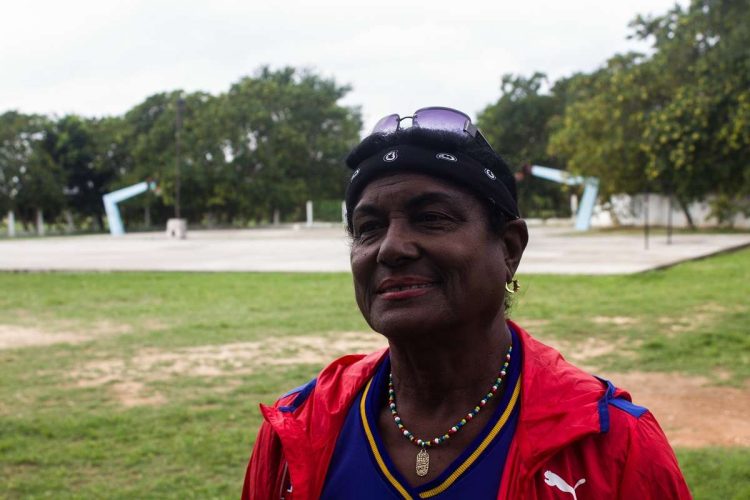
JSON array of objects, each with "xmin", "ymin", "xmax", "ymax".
[{"xmin": 386, "ymin": 319, "xmax": 512, "ymax": 413}]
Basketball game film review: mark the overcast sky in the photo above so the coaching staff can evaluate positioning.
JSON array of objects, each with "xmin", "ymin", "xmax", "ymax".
[{"xmin": 2, "ymin": 0, "xmax": 687, "ymax": 133}]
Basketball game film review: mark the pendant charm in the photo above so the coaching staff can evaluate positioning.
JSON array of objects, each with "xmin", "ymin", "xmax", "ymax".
[{"xmin": 416, "ymin": 448, "xmax": 429, "ymax": 477}]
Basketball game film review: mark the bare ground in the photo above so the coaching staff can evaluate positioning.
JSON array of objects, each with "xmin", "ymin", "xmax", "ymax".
[
  {"xmin": 537, "ymin": 334, "xmax": 749, "ymax": 447},
  {"xmin": 607, "ymin": 371, "xmax": 750, "ymax": 448},
  {"xmin": 0, "ymin": 324, "xmax": 90, "ymax": 349},
  {"xmin": 4, "ymin": 322, "xmax": 746, "ymax": 447},
  {"xmin": 68, "ymin": 332, "xmax": 389, "ymax": 407}
]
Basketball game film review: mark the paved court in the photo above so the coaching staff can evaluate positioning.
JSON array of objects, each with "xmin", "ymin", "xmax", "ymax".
[{"xmin": 0, "ymin": 225, "xmax": 748, "ymax": 274}]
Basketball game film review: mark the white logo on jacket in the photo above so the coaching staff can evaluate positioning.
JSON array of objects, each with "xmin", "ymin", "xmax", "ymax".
[{"xmin": 544, "ymin": 470, "xmax": 586, "ymax": 500}]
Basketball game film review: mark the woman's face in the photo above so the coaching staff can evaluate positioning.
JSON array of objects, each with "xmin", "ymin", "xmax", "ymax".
[{"xmin": 349, "ymin": 172, "xmax": 519, "ymax": 339}]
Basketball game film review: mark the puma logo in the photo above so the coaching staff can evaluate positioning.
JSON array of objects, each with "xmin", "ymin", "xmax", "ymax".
[{"xmin": 544, "ymin": 470, "xmax": 586, "ymax": 500}]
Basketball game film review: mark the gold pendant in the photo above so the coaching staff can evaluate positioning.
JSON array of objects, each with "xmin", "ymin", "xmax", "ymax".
[{"xmin": 416, "ymin": 448, "xmax": 429, "ymax": 477}]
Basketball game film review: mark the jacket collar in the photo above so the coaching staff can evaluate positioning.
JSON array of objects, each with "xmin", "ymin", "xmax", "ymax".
[
  {"xmin": 261, "ymin": 348, "xmax": 388, "ymax": 498},
  {"xmin": 262, "ymin": 321, "xmax": 611, "ymax": 495}
]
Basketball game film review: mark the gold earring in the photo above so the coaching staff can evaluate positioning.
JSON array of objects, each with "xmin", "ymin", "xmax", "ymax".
[{"xmin": 505, "ymin": 279, "xmax": 519, "ymax": 294}]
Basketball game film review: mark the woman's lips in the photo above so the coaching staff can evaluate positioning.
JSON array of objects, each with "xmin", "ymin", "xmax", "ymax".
[{"xmin": 376, "ymin": 279, "xmax": 437, "ymax": 300}]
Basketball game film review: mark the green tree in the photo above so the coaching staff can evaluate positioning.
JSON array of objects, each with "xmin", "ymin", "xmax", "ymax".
[
  {"xmin": 117, "ymin": 91, "xmax": 220, "ymax": 226},
  {"xmin": 111, "ymin": 67, "xmax": 361, "ymax": 227},
  {"xmin": 43, "ymin": 115, "xmax": 119, "ymax": 230},
  {"xmin": 0, "ymin": 111, "xmax": 63, "ymax": 230},
  {"xmin": 547, "ymin": 53, "xmax": 658, "ymax": 199},
  {"xmin": 633, "ymin": 0, "xmax": 750, "ymax": 224},
  {"xmin": 215, "ymin": 67, "xmax": 361, "ymax": 223},
  {"xmin": 550, "ymin": 0, "xmax": 750, "ymax": 226},
  {"xmin": 478, "ymin": 73, "xmax": 571, "ymax": 218}
]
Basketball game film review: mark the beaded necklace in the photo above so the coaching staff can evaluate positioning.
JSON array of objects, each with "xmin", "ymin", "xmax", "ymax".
[{"xmin": 387, "ymin": 344, "xmax": 512, "ymax": 477}]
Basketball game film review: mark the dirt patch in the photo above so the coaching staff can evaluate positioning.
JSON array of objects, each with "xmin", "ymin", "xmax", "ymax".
[
  {"xmin": 657, "ymin": 302, "xmax": 746, "ymax": 336},
  {"xmin": 0, "ymin": 321, "xmax": 148, "ymax": 350},
  {"xmin": 524, "ymin": 335, "xmax": 747, "ymax": 448},
  {"xmin": 606, "ymin": 371, "xmax": 750, "ymax": 448},
  {"xmin": 67, "ymin": 332, "xmax": 749, "ymax": 448},
  {"xmin": 0, "ymin": 324, "xmax": 89, "ymax": 349},
  {"xmin": 591, "ymin": 316, "xmax": 638, "ymax": 326},
  {"xmin": 69, "ymin": 331, "xmax": 387, "ymax": 406},
  {"xmin": 111, "ymin": 382, "xmax": 166, "ymax": 408},
  {"xmin": 535, "ymin": 335, "xmax": 627, "ymax": 370}
]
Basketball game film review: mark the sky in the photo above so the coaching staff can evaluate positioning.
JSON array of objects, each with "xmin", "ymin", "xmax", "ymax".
[{"xmin": 1, "ymin": 0, "xmax": 687, "ymax": 133}]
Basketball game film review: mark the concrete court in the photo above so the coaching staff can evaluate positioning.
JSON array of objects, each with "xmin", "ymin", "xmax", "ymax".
[{"xmin": 1, "ymin": 224, "xmax": 748, "ymax": 274}]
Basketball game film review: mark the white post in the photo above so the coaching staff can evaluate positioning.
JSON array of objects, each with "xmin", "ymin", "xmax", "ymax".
[
  {"xmin": 64, "ymin": 210, "xmax": 74, "ymax": 233},
  {"xmin": 7, "ymin": 210, "xmax": 15, "ymax": 237},
  {"xmin": 341, "ymin": 201, "xmax": 347, "ymax": 225},
  {"xmin": 306, "ymin": 200, "xmax": 313, "ymax": 228},
  {"xmin": 273, "ymin": 208, "xmax": 280, "ymax": 226},
  {"xmin": 36, "ymin": 208, "xmax": 45, "ymax": 236}
]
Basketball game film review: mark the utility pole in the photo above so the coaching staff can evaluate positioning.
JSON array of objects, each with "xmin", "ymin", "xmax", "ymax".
[
  {"xmin": 644, "ymin": 192, "xmax": 650, "ymax": 250},
  {"xmin": 175, "ymin": 96, "xmax": 185, "ymax": 219},
  {"xmin": 667, "ymin": 191, "xmax": 673, "ymax": 245}
]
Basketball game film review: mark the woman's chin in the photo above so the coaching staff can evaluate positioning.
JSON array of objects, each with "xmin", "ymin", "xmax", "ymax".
[{"xmin": 369, "ymin": 312, "xmax": 451, "ymax": 342}]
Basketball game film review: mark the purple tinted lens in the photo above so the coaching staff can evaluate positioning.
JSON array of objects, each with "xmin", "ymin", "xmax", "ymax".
[
  {"xmin": 413, "ymin": 107, "xmax": 471, "ymax": 134},
  {"xmin": 371, "ymin": 114, "xmax": 400, "ymax": 134}
]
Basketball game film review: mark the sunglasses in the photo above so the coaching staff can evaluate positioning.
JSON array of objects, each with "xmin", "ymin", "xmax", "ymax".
[{"xmin": 370, "ymin": 106, "xmax": 496, "ymax": 153}]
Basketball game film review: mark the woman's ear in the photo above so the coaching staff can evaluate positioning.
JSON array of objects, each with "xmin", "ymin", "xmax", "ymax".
[{"xmin": 502, "ymin": 219, "xmax": 528, "ymax": 277}]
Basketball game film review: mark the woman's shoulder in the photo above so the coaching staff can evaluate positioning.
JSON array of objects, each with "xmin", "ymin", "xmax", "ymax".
[{"xmin": 272, "ymin": 347, "xmax": 389, "ymax": 411}]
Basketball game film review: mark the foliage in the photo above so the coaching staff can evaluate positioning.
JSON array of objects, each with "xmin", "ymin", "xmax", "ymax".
[
  {"xmin": 0, "ymin": 111, "xmax": 63, "ymax": 226},
  {"xmin": 0, "ymin": 67, "xmax": 360, "ymax": 231},
  {"xmin": 547, "ymin": 54, "xmax": 658, "ymax": 198},
  {"xmin": 112, "ymin": 67, "xmax": 362, "ymax": 227},
  {"xmin": 548, "ymin": 0, "xmax": 750, "ymax": 225},
  {"xmin": 42, "ymin": 115, "xmax": 119, "ymax": 229},
  {"xmin": 478, "ymin": 73, "xmax": 572, "ymax": 218},
  {"xmin": 636, "ymin": 0, "xmax": 750, "ymax": 223},
  {"xmin": 214, "ymin": 67, "xmax": 361, "ymax": 223}
]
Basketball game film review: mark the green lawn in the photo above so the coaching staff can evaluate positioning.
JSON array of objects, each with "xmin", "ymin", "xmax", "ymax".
[{"xmin": 1, "ymin": 249, "xmax": 748, "ymax": 498}]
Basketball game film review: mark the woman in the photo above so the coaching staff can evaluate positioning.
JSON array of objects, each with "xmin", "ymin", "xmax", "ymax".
[{"xmin": 243, "ymin": 107, "xmax": 690, "ymax": 499}]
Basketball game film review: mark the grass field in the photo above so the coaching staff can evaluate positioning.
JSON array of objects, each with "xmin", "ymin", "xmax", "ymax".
[{"xmin": 1, "ymin": 249, "xmax": 749, "ymax": 498}]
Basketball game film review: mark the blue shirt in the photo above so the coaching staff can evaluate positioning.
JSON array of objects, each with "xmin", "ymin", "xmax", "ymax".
[{"xmin": 321, "ymin": 328, "xmax": 522, "ymax": 499}]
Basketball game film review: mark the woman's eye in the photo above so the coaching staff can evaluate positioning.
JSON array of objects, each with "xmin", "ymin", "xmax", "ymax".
[
  {"xmin": 354, "ymin": 220, "xmax": 382, "ymax": 237},
  {"xmin": 417, "ymin": 212, "xmax": 449, "ymax": 224}
]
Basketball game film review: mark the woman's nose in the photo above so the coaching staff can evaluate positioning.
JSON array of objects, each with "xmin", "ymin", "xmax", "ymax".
[{"xmin": 376, "ymin": 219, "xmax": 419, "ymax": 267}]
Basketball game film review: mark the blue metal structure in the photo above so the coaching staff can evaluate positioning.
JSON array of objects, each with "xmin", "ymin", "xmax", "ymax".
[
  {"xmin": 528, "ymin": 165, "xmax": 599, "ymax": 231},
  {"xmin": 103, "ymin": 181, "xmax": 157, "ymax": 236}
]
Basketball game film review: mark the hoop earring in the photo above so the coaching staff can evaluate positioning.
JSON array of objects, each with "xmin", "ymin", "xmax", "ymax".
[{"xmin": 505, "ymin": 279, "xmax": 520, "ymax": 294}]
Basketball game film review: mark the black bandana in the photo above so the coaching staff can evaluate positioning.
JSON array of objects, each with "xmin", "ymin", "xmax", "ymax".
[{"xmin": 344, "ymin": 144, "xmax": 519, "ymax": 225}]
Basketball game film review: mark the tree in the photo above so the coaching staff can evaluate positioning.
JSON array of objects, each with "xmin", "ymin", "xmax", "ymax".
[
  {"xmin": 478, "ymin": 73, "xmax": 572, "ymax": 218},
  {"xmin": 548, "ymin": 53, "xmax": 659, "ymax": 199},
  {"xmin": 108, "ymin": 67, "xmax": 361, "ymax": 227},
  {"xmin": 43, "ymin": 115, "xmax": 119, "ymax": 230},
  {"xmin": 0, "ymin": 111, "xmax": 64, "ymax": 230},
  {"xmin": 633, "ymin": 0, "xmax": 750, "ymax": 224},
  {"xmin": 549, "ymin": 0, "xmax": 750, "ymax": 226},
  {"xmin": 215, "ymin": 67, "xmax": 361, "ymax": 223},
  {"xmin": 117, "ymin": 90, "xmax": 221, "ymax": 226}
]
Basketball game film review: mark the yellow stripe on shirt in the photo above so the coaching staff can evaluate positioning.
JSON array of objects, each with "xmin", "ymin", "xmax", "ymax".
[{"xmin": 360, "ymin": 379, "xmax": 414, "ymax": 500}]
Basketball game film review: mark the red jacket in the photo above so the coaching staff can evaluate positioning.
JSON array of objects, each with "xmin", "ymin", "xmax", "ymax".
[{"xmin": 243, "ymin": 322, "xmax": 691, "ymax": 499}]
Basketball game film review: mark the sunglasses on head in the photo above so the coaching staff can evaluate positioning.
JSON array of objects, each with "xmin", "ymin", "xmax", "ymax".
[{"xmin": 370, "ymin": 106, "xmax": 496, "ymax": 153}]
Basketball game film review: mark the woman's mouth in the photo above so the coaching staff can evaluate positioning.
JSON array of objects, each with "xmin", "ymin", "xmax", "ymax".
[
  {"xmin": 377, "ymin": 279, "xmax": 437, "ymax": 300},
  {"xmin": 381, "ymin": 283, "xmax": 433, "ymax": 293}
]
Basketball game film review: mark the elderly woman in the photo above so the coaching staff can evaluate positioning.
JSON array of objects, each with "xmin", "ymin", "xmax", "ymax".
[{"xmin": 243, "ymin": 107, "xmax": 690, "ymax": 499}]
